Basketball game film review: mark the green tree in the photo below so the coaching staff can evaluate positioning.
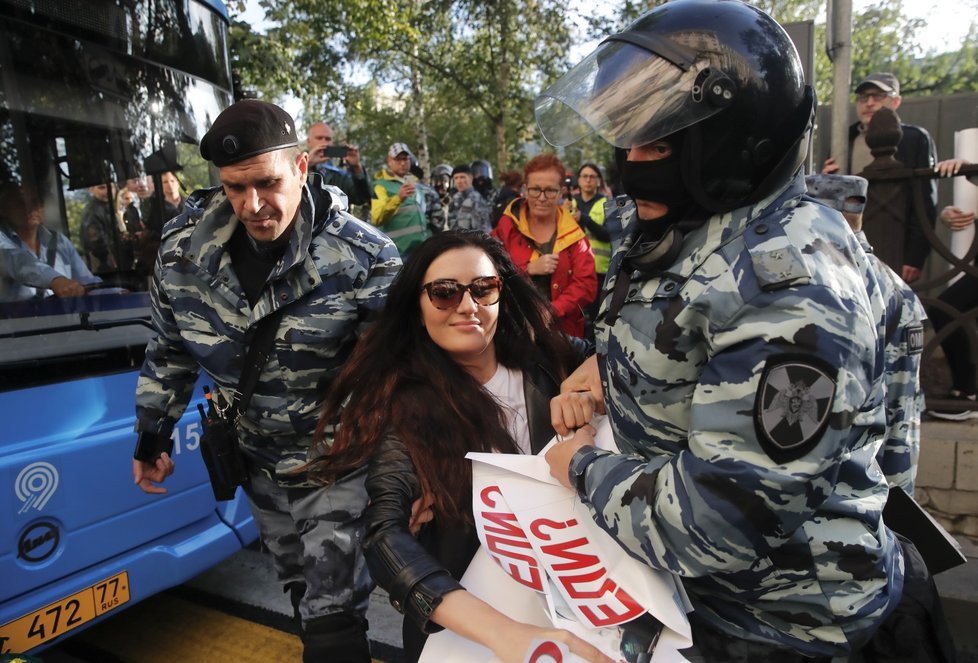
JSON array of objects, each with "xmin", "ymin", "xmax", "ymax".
[{"xmin": 228, "ymin": 0, "xmax": 575, "ymax": 175}]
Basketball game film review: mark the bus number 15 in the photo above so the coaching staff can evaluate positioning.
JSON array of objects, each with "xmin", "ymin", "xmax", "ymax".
[{"xmin": 170, "ymin": 422, "xmax": 201, "ymax": 455}]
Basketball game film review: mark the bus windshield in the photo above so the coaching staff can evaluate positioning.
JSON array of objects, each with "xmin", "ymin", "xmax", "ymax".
[{"xmin": 0, "ymin": 0, "xmax": 233, "ymax": 389}]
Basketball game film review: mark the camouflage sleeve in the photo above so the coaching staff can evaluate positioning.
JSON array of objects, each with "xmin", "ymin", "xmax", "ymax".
[
  {"xmin": 134, "ymin": 256, "xmax": 201, "ymax": 436},
  {"xmin": 352, "ymin": 236, "xmax": 402, "ymax": 335},
  {"xmin": 424, "ymin": 187, "xmax": 444, "ymax": 231},
  {"xmin": 581, "ymin": 284, "xmax": 882, "ymax": 577},
  {"xmin": 476, "ymin": 193, "xmax": 491, "ymax": 232},
  {"xmin": 878, "ymin": 291, "xmax": 926, "ymax": 493}
]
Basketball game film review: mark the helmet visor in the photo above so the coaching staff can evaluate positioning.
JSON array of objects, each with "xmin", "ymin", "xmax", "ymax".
[{"xmin": 535, "ymin": 40, "xmax": 722, "ymax": 149}]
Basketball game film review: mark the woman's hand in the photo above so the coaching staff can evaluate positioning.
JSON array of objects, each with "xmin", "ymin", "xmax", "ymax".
[
  {"xmin": 492, "ymin": 622, "xmax": 616, "ymax": 663},
  {"xmin": 408, "ymin": 492, "xmax": 434, "ymax": 535},
  {"xmin": 433, "ymin": 590, "xmax": 616, "ymax": 663},
  {"xmin": 528, "ymin": 253, "xmax": 559, "ymax": 276},
  {"xmin": 940, "ymin": 205, "xmax": 976, "ymax": 231},
  {"xmin": 935, "ymin": 158, "xmax": 970, "ymax": 178},
  {"xmin": 552, "ymin": 355, "xmax": 604, "ymax": 436}
]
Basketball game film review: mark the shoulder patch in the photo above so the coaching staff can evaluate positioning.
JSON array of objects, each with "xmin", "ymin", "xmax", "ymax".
[
  {"xmin": 907, "ymin": 324, "xmax": 924, "ymax": 355},
  {"xmin": 750, "ymin": 244, "xmax": 811, "ymax": 291},
  {"xmin": 754, "ymin": 356, "xmax": 836, "ymax": 463}
]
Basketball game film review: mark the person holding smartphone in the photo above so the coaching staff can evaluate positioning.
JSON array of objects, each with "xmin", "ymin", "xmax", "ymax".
[
  {"xmin": 371, "ymin": 143, "xmax": 434, "ymax": 258},
  {"xmin": 306, "ymin": 121, "xmax": 372, "ymax": 207}
]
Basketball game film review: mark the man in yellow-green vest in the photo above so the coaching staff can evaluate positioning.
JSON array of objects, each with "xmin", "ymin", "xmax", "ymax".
[
  {"xmin": 573, "ymin": 162, "xmax": 611, "ymax": 340},
  {"xmin": 371, "ymin": 143, "xmax": 433, "ymax": 258}
]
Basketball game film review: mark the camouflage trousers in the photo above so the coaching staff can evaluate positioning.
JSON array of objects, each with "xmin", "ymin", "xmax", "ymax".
[{"xmin": 243, "ymin": 462, "xmax": 373, "ymax": 629}]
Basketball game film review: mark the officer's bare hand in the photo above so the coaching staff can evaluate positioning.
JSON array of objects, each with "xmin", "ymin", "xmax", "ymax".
[
  {"xmin": 527, "ymin": 253, "xmax": 559, "ymax": 276},
  {"xmin": 553, "ymin": 355, "xmax": 605, "ymax": 436},
  {"xmin": 551, "ymin": 391, "xmax": 597, "ymax": 437},
  {"xmin": 821, "ymin": 157, "xmax": 840, "ymax": 175},
  {"xmin": 409, "ymin": 492, "xmax": 434, "ymax": 535},
  {"xmin": 901, "ymin": 265, "xmax": 920, "ymax": 283},
  {"xmin": 546, "ymin": 425, "xmax": 596, "ymax": 489},
  {"xmin": 133, "ymin": 452, "xmax": 174, "ymax": 494},
  {"xmin": 50, "ymin": 276, "xmax": 86, "ymax": 297},
  {"xmin": 941, "ymin": 205, "xmax": 976, "ymax": 231},
  {"xmin": 398, "ymin": 183, "xmax": 416, "ymax": 200}
]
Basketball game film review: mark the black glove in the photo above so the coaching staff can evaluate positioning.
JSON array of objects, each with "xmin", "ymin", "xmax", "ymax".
[{"xmin": 133, "ymin": 431, "xmax": 174, "ymax": 463}]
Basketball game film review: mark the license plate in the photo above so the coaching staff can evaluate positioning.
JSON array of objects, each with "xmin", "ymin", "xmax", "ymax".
[{"xmin": 0, "ymin": 571, "xmax": 130, "ymax": 654}]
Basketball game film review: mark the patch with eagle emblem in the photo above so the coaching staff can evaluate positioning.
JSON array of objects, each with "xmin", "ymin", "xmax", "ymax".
[{"xmin": 754, "ymin": 356, "xmax": 836, "ymax": 463}]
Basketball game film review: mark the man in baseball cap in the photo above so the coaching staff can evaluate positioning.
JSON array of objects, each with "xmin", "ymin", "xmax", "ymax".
[
  {"xmin": 821, "ymin": 72, "xmax": 938, "ymax": 284},
  {"xmin": 133, "ymin": 99, "xmax": 401, "ymax": 661},
  {"xmin": 855, "ymin": 72, "xmax": 900, "ymax": 96},
  {"xmin": 371, "ymin": 142, "xmax": 436, "ymax": 256}
]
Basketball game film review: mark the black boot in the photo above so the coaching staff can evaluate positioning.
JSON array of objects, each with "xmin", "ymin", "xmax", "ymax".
[{"xmin": 301, "ymin": 612, "xmax": 371, "ymax": 663}]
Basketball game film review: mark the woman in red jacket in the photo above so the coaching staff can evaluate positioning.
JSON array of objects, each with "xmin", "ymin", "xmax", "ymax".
[{"xmin": 493, "ymin": 153, "xmax": 597, "ymax": 337}]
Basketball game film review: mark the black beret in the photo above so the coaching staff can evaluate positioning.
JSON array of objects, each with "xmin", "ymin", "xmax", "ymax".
[
  {"xmin": 451, "ymin": 164, "xmax": 472, "ymax": 176},
  {"xmin": 200, "ymin": 100, "xmax": 299, "ymax": 167}
]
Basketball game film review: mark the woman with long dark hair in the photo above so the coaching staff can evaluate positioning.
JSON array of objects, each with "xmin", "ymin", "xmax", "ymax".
[{"xmin": 309, "ymin": 231, "xmax": 609, "ymax": 662}]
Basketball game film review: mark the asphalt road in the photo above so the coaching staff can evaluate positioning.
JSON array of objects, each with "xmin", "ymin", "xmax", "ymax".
[
  {"xmin": 37, "ymin": 543, "xmax": 978, "ymax": 663},
  {"xmin": 38, "ymin": 546, "xmax": 405, "ymax": 662}
]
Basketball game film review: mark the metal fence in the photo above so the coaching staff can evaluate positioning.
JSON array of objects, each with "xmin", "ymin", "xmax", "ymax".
[{"xmin": 813, "ymin": 97, "xmax": 978, "ymax": 411}]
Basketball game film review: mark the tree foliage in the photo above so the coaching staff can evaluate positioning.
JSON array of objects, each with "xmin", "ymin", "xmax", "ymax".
[
  {"xmin": 227, "ymin": 0, "xmax": 978, "ymax": 182},
  {"xmin": 229, "ymin": 0, "xmax": 574, "ymax": 176}
]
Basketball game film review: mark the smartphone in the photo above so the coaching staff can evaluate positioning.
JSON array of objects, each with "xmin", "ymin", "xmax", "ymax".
[
  {"xmin": 404, "ymin": 174, "xmax": 417, "ymax": 186},
  {"xmin": 324, "ymin": 145, "xmax": 348, "ymax": 158}
]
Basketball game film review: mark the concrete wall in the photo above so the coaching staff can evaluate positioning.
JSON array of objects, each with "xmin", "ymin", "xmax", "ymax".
[{"xmin": 916, "ymin": 419, "xmax": 978, "ymax": 542}]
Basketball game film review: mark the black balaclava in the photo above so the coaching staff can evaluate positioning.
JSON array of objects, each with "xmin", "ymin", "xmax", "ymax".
[{"xmin": 618, "ymin": 133, "xmax": 693, "ymax": 227}]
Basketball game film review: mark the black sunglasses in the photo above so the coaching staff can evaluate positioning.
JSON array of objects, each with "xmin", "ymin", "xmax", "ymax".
[{"xmin": 421, "ymin": 276, "xmax": 503, "ymax": 310}]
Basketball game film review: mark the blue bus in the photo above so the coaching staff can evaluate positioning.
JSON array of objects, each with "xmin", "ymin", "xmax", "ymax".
[{"xmin": 0, "ymin": 0, "xmax": 257, "ymax": 655}]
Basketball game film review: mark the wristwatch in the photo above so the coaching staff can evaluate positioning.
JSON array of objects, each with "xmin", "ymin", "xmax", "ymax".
[{"xmin": 568, "ymin": 445, "xmax": 603, "ymax": 497}]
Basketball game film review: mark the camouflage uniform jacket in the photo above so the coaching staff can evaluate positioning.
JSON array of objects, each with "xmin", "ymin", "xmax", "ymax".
[
  {"xmin": 446, "ymin": 187, "xmax": 491, "ymax": 233},
  {"xmin": 135, "ymin": 174, "xmax": 401, "ymax": 483},
  {"xmin": 576, "ymin": 173, "xmax": 903, "ymax": 657},
  {"xmin": 855, "ymin": 230, "xmax": 926, "ymax": 493}
]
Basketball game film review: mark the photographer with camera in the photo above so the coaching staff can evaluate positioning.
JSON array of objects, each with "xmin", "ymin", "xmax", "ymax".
[
  {"xmin": 306, "ymin": 121, "xmax": 372, "ymax": 207},
  {"xmin": 132, "ymin": 100, "xmax": 401, "ymax": 662}
]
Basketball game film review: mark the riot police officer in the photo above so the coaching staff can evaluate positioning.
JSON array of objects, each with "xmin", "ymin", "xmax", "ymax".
[{"xmin": 540, "ymin": 2, "xmax": 907, "ymax": 660}]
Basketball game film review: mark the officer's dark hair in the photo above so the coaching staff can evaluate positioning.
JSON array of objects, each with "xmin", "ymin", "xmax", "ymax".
[{"xmin": 311, "ymin": 231, "xmax": 577, "ymax": 525}]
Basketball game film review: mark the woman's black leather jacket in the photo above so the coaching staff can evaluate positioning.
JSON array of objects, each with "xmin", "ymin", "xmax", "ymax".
[{"xmin": 361, "ymin": 358, "xmax": 565, "ymax": 635}]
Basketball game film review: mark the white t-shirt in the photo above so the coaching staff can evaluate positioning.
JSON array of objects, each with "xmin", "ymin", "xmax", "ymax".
[{"xmin": 482, "ymin": 363, "xmax": 531, "ymax": 454}]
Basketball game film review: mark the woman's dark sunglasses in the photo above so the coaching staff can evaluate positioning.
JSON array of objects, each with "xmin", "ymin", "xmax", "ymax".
[{"xmin": 421, "ymin": 276, "xmax": 503, "ymax": 310}]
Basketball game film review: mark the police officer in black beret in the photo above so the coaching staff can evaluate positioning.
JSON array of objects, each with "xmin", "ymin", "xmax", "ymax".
[{"xmin": 132, "ymin": 99, "xmax": 402, "ymax": 661}]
